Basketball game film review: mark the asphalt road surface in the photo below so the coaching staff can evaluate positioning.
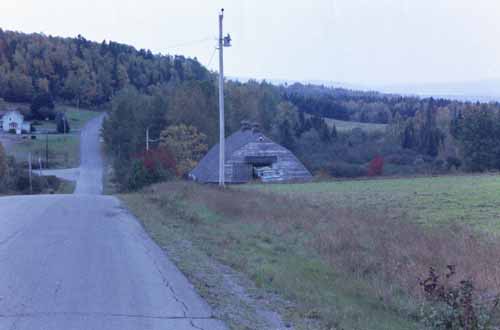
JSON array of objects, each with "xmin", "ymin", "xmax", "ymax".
[{"xmin": 0, "ymin": 115, "xmax": 226, "ymax": 330}]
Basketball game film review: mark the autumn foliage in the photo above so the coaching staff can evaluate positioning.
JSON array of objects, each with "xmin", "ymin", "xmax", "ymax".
[
  {"xmin": 141, "ymin": 147, "xmax": 177, "ymax": 175},
  {"xmin": 368, "ymin": 155, "xmax": 384, "ymax": 176}
]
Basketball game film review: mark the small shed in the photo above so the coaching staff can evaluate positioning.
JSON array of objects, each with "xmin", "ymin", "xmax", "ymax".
[{"xmin": 190, "ymin": 122, "xmax": 312, "ymax": 183}]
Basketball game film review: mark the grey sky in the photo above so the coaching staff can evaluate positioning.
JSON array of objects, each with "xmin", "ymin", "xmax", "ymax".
[{"xmin": 1, "ymin": 0, "xmax": 499, "ymax": 85}]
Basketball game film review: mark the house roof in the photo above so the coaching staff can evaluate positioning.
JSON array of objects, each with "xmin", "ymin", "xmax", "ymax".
[
  {"xmin": 1, "ymin": 110, "xmax": 23, "ymax": 118},
  {"xmin": 190, "ymin": 128, "xmax": 272, "ymax": 182}
]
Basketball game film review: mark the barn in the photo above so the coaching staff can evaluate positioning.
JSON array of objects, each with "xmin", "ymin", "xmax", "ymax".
[{"xmin": 189, "ymin": 122, "xmax": 312, "ymax": 183}]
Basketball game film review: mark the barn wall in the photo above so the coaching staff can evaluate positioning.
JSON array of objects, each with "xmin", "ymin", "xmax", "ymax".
[{"xmin": 229, "ymin": 142, "xmax": 312, "ymax": 182}]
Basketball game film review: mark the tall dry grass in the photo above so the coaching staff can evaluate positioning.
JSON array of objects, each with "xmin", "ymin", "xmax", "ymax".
[{"xmin": 147, "ymin": 181, "xmax": 500, "ymax": 309}]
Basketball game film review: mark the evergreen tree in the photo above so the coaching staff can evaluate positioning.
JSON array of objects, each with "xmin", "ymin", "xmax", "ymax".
[
  {"xmin": 0, "ymin": 142, "xmax": 8, "ymax": 187},
  {"xmin": 330, "ymin": 124, "xmax": 338, "ymax": 140},
  {"xmin": 55, "ymin": 112, "xmax": 70, "ymax": 133}
]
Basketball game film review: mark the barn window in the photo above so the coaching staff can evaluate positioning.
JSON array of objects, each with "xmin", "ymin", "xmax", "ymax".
[{"xmin": 244, "ymin": 156, "xmax": 278, "ymax": 181}]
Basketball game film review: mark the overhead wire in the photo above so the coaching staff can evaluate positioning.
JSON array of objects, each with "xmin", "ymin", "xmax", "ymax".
[
  {"xmin": 164, "ymin": 37, "xmax": 214, "ymax": 50},
  {"xmin": 206, "ymin": 47, "xmax": 217, "ymax": 68}
]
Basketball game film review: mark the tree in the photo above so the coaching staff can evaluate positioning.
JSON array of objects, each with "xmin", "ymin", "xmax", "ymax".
[
  {"xmin": 165, "ymin": 81, "xmax": 218, "ymax": 144},
  {"xmin": 402, "ymin": 121, "xmax": 415, "ymax": 149},
  {"xmin": 55, "ymin": 112, "xmax": 70, "ymax": 133},
  {"xmin": 159, "ymin": 124, "xmax": 208, "ymax": 176},
  {"xmin": 453, "ymin": 107, "xmax": 500, "ymax": 171},
  {"xmin": 272, "ymin": 101, "xmax": 300, "ymax": 149},
  {"xmin": 0, "ymin": 142, "xmax": 8, "ymax": 186},
  {"xmin": 330, "ymin": 124, "xmax": 338, "ymax": 140},
  {"xmin": 6, "ymin": 71, "xmax": 33, "ymax": 102},
  {"xmin": 30, "ymin": 93, "xmax": 55, "ymax": 120}
]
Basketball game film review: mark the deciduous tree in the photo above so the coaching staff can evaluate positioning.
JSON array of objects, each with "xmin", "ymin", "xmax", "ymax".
[{"xmin": 159, "ymin": 124, "xmax": 208, "ymax": 176}]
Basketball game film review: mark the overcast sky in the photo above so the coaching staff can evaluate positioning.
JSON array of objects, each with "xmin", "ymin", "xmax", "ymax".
[{"xmin": 1, "ymin": 0, "xmax": 499, "ymax": 86}]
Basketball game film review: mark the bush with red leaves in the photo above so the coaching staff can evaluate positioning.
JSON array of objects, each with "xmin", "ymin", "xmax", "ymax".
[
  {"xmin": 368, "ymin": 155, "xmax": 384, "ymax": 177},
  {"xmin": 141, "ymin": 147, "xmax": 177, "ymax": 175},
  {"xmin": 126, "ymin": 147, "xmax": 178, "ymax": 191}
]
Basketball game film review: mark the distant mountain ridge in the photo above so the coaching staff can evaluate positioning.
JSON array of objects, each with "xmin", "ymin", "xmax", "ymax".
[{"xmin": 230, "ymin": 76, "xmax": 500, "ymax": 103}]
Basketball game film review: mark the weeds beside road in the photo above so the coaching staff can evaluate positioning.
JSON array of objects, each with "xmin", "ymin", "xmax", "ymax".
[{"xmin": 124, "ymin": 177, "xmax": 500, "ymax": 329}]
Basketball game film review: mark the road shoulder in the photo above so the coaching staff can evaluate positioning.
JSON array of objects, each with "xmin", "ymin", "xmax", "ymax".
[{"xmin": 121, "ymin": 193, "xmax": 295, "ymax": 330}]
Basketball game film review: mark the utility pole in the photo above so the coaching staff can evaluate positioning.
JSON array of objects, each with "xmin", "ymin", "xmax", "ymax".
[
  {"xmin": 45, "ymin": 131, "xmax": 49, "ymax": 168},
  {"xmin": 28, "ymin": 153, "xmax": 33, "ymax": 194},
  {"xmin": 146, "ymin": 127, "xmax": 159, "ymax": 152},
  {"xmin": 218, "ymin": 8, "xmax": 231, "ymax": 187},
  {"xmin": 38, "ymin": 156, "xmax": 43, "ymax": 176}
]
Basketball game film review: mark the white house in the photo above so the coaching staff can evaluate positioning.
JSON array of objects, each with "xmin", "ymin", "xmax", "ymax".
[{"xmin": 0, "ymin": 111, "xmax": 30, "ymax": 135}]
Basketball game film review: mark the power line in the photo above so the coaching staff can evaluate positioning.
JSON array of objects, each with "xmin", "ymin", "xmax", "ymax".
[
  {"xmin": 164, "ymin": 37, "xmax": 214, "ymax": 50},
  {"xmin": 206, "ymin": 47, "xmax": 217, "ymax": 68}
]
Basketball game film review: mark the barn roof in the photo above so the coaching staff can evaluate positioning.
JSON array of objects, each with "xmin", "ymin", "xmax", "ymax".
[
  {"xmin": 190, "ymin": 128, "xmax": 271, "ymax": 183},
  {"xmin": 190, "ymin": 127, "xmax": 312, "ymax": 183}
]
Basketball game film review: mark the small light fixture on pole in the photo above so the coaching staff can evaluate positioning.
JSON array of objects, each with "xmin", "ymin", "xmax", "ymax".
[{"xmin": 218, "ymin": 8, "xmax": 231, "ymax": 187}]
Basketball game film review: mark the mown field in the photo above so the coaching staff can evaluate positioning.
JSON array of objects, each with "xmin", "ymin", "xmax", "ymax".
[
  {"xmin": 246, "ymin": 174, "xmax": 500, "ymax": 233},
  {"xmin": 123, "ymin": 174, "xmax": 500, "ymax": 330},
  {"xmin": 322, "ymin": 117, "xmax": 387, "ymax": 132},
  {"xmin": 2, "ymin": 107, "xmax": 99, "ymax": 168}
]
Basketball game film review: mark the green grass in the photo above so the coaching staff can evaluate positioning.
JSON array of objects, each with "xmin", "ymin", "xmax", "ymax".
[
  {"xmin": 245, "ymin": 174, "xmax": 500, "ymax": 233},
  {"xmin": 123, "ymin": 182, "xmax": 418, "ymax": 330},
  {"xmin": 323, "ymin": 117, "xmax": 387, "ymax": 132},
  {"xmin": 305, "ymin": 113, "xmax": 387, "ymax": 132},
  {"xmin": 124, "ymin": 175, "xmax": 500, "ymax": 329},
  {"xmin": 54, "ymin": 178, "xmax": 76, "ymax": 194},
  {"xmin": 9, "ymin": 134, "xmax": 80, "ymax": 168},
  {"xmin": 62, "ymin": 106, "xmax": 100, "ymax": 130}
]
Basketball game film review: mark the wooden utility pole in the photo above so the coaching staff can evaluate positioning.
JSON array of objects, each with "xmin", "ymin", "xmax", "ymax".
[
  {"xmin": 218, "ymin": 8, "xmax": 231, "ymax": 187},
  {"xmin": 28, "ymin": 153, "xmax": 33, "ymax": 194},
  {"xmin": 45, "ymin": 131, "xmax": 49, "ymax": 168}
]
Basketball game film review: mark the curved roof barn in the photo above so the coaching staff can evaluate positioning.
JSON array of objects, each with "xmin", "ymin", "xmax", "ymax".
[{"xmin": 190, "ymin": 123, "xmax": 312, "ymax": 183}]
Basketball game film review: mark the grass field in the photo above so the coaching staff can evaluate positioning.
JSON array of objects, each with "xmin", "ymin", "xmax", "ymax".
[
  {"xmin": 123, "ymin": 183, "xmax": 417, "ymax": 330},
  {"xmin": 3, "ymin": 107, "xmax": 99, "ymax": 168},
  {"xmin": 123, "ymin": 175, "xmax": 500, "ymax": 329},
  {"xmin": 321, "ymin": 117, "xmax": 387, "ymax": 132},
  {"xmin": 246, "ymin": 174, "xmax": 500, "ymax": 233}
]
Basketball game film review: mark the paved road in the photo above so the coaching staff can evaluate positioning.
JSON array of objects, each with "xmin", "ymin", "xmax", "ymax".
[{"xmin": 0, "ymin": 116, "xmax": 226, "ymax": 330}]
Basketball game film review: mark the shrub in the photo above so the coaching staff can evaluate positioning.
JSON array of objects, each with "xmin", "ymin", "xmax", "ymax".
[
  {"xmin": 125, "ymin": 148, "xmax": 177, "ymax": 191},
  {"xmin": 419, "ymin": 266, "xmax": 499, "ymax": 330},
  {"xmin": 127, "ymin": 160, "xmax": 152, "ymax": 191},
  {"xmin": 329, "ymin": 161, "xmax": 367, "ymax": 178},
  {"xmin": 368, "ymin": 156, "xmax": 384, "ymax": 176},
  {"xmin": 142, "ymin": 147, "xmax": 177, "ymax": 175},
  {"xmin": 385, "ymin": 149, "xmax": 418, "ymax": 166},
  {"xmin": 446, "ymin": 157, "xmax": 462, "ymax": 170}
]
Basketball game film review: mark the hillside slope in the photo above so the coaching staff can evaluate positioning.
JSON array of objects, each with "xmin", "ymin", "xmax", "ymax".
[{"xmin": 0, "ymin": 29, "xmax": 210, "ymax": 106}]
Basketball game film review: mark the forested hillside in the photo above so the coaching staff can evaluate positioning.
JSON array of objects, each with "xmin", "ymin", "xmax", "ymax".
[
  {"xmin": 0, "ymin": 29, "xmax": 209, "ymax": 106},
  {"xmin": 2, "ymin": 28, "xmax": 500, "ymax": 191}
]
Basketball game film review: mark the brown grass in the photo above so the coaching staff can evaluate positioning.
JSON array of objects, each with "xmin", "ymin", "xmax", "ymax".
[{"xmin": 144, "ymin": 181, "xmax": 500, "ymax": 319}]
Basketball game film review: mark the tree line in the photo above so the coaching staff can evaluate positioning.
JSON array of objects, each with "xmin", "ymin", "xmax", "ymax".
[
  {"xmin": 0, "ymin": 29, "xmax": 209, "ymax": 107},
  {"xmin": 3, "ymin": 29, "xmax": 500, "ymax": 190}
]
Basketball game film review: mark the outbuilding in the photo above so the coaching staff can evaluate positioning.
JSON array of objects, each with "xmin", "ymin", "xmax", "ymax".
[{"xmin": 190, "ymin": 122, "xmax": 312, "ymax": 183}]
